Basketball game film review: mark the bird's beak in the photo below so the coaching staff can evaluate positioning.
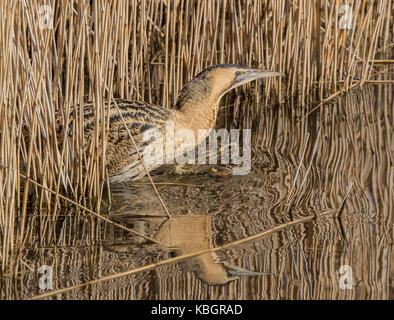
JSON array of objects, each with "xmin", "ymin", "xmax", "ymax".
[
  {"xmin": 233, "ymin": 69, "xmax": 284, "ymax": 89},
  {"xmin": 223, "ymin": 262, "xmax": 272, "ymax": 278}
]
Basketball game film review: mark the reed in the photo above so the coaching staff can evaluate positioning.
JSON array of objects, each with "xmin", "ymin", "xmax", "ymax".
[{"xmin": 0, "ymin": 0, "xmax": 392, "ymax": 276}]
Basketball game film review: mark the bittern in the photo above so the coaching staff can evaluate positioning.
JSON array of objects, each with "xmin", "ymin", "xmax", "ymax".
[{"xmin": 61, "ymin": 64, "xmax": 283, "ymax": 182}]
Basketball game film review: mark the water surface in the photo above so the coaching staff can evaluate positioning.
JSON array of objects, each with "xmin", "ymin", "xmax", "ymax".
[{"xmin": 1, "ymin": 85, "xmax": 392, "ymax": 300}]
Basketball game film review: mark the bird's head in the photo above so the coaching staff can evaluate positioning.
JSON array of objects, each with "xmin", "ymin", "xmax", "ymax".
[
  {"xmin": 206, "ymin": 64, "xmax": 284, "ymax": 98},
  {"xmin": 176, "ymin": 64, "xmax": 284, "ymax": 109}
]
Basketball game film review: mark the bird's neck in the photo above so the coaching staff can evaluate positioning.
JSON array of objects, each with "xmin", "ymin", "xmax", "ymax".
[
  {"xmin": 174, "ymin": 78, "xmax": 221, "ymax": 132},
  {"xmin": 175, "ymin": 98, "xmax": 219, "ymax": 132}
]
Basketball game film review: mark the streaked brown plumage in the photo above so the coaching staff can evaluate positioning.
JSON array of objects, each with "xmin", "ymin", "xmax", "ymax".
[{"xmin": 58, "ymin": 64, "xmax": 283, "ymax": 182}]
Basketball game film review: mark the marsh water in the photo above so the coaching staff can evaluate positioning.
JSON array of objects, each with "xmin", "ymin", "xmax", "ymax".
[{"xmin": 2, "ymin": 85, "xmax": 392, "ymax": 299}]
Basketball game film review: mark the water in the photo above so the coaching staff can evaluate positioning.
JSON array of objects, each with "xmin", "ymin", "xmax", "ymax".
[{"xmin": 1, "ymin": 84, "xmax": 392, "ymax": 299}]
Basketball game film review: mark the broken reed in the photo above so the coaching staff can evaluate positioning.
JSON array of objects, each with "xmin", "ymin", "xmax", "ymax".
[{"xmin": 0, "ymin": 0, "xmax": 392, "ymax": 275}]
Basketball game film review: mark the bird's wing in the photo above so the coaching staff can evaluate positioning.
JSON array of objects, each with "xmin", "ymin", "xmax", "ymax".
[
  {"xmin": 56, "ymin": 98, "xmax": 171, "ymax": 140},
  {"xmin": 56, "ymin": 98, "xmax": 172, "ymax": 181}
]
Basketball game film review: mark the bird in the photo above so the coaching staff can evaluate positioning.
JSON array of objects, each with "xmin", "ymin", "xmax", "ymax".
[{"xmin": 58, "ymin": 64, "xmax": 283, "ymax": 182}]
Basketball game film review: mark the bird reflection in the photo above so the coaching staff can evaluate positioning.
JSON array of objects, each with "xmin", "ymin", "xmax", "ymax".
[{"xmin": 104, "ymin": 190, "xmax": 269, "ymax": 286}]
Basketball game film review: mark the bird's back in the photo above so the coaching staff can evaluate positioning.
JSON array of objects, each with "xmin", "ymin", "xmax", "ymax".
[{"xmin": 56, "ymin": 98, "xmax": 172, "ymax": 182}]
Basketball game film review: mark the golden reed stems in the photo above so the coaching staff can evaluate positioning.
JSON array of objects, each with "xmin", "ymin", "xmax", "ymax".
[{"xmin": 0, "ymin": 0, "xmax": 391, "ymax": 275}]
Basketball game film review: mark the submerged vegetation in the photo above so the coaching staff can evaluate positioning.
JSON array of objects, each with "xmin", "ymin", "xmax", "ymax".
[{"xmin": 0, "ymin": 0, "xmax": 392, "ymax": 288}]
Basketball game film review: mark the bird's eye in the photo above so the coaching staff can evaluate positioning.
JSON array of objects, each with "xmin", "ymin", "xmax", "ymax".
[{"xmin": 235, "ymin": 71, "xmax": 241, "ymax": 76}]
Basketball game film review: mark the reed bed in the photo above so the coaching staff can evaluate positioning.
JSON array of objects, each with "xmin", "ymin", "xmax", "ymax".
[{"xmin": 0, "ymin": 0, "xmax": 392, "ymax": 277}]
